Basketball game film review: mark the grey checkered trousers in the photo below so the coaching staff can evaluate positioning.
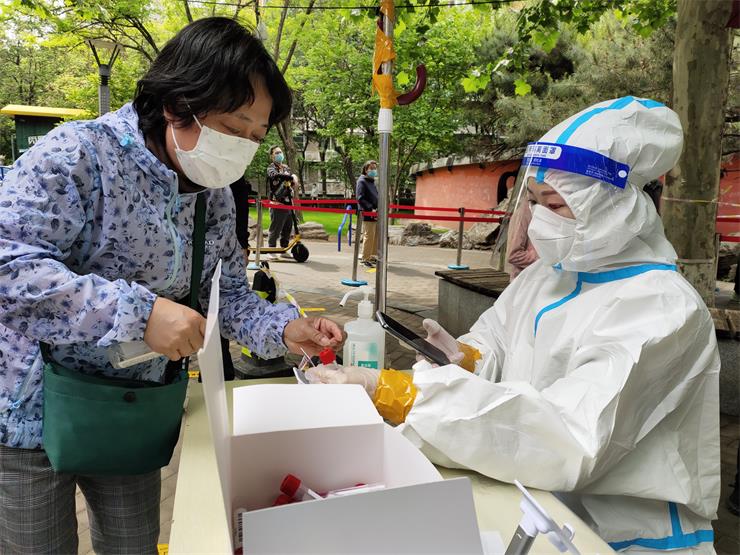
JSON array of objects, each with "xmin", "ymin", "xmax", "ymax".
[{"xmin": 0, "ymin": 445, "xmax": 160, "ymax": 554}]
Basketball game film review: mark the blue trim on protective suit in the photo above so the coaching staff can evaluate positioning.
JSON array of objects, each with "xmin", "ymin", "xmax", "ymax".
[
  {"xmin": 557, "ymin": 96, "xmax": 636, "ymax": 144},
  {"xmin": 608, "ymin": 502, "xmax": 714, "ymax": 551},
  {"xmin": 533, "ymin": 264, "xmax": 677, "ymax": 336},
  {"xmin": 579, "ymin": 264, "xmax": 676, "ymax": 284},
  {"xmin": 637, "ymin": 99, "xmax": 665, "ymax": 109},
  {"xmin": 534, "ymin": 280, "xmax": 582, "ymax": 336}
]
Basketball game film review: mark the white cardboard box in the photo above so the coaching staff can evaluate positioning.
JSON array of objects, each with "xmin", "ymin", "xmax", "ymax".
[{"xmin": 198, "ymin": 262, "xmax": 484, "ymax": 554}]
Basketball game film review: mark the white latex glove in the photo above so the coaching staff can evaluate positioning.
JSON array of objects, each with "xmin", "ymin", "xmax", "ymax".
[
  {"xmin": 419, "ymin": 319, "xmax": 464, "ymax": 365},
  {"xmin": 304, "ymin": 365, "xmax": 380, "ymax": 397}
]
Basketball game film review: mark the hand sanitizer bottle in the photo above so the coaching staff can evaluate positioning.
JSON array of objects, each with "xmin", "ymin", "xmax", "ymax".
[{"xmin": 340, "ymin": 286, "xmax": 385, "ymax": 369}]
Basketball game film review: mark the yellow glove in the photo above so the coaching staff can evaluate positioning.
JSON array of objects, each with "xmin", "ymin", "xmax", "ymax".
[
  {"xmin": 305, "ymin": 366, "xmax": 417, "ymax": 425},
  {"xmin": 373, "ymin": 369, "xmax": 417, "ymax": 425}
]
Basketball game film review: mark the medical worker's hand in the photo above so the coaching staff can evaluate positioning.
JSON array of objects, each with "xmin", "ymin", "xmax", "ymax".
[
  {"xmin": 144, "ymin": 297, "xmax": 207, "ymax": 360},
  {"xmin": 421, "ymin": 319, "xmax": 464, "ymax": 365},
  {"xmin": 283, "ymin": 317, "xmax": 344, "ymax": 356},
  {"xmin": 304, "ymin": 365, "xmax": 380, "ymax": 397}
]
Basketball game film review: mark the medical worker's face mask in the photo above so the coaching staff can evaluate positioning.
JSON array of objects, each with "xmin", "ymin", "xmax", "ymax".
[
  {"xmin": 274, "ymin": 152, "xmax": 285, "ymax": 164},
  {"xmin": 171, "ymin": 115, "xmax": 260, "ymax": 189},
  {"xmin": 527, "ymin": 204, "xmax": 577, "ymax": 266},
  {"xmin": 367, "ymin": 169, "xmax": 378, "ymax": 178}
]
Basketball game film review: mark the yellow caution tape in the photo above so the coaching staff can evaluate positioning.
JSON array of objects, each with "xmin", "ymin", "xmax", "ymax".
[
  {"xmin": 380, "ymin": 0, "xmax": 394, "ymax": 18},
  {"xmin": 371, "ymin": 0, "xmax": 399, "ymax": 108},
  {"xmin": 372, "ymin": 74, "xmax": 398, "ymax": 109},
  {"xmin": 283, "ymin": 291, "xmax": 306, "ymax": 317},
  {"xmin": 373, "ymin": 369, "xmax": 417, "ymax": 425}
]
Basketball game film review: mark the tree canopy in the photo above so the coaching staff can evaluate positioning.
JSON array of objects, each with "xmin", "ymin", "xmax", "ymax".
[{"xmin": 0, "ymin": 0, "xmax": 721, "ymax": 186}]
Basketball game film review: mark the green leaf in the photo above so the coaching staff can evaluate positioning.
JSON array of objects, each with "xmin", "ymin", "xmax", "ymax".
[
  {"xmin": 461, "ymin": 76, "xmax": 479, "ymax": 93},
  {"xmin": 396, "ymin": 70, "xmax": 410, "ymax": 87},
  {"xmin": 531, "ymin": 28, "xmax": 559, "ymax": 53},
  {"xmin": 461, "ymin": 69, "xmax": 490, "ymax": 93},
  {"xmin": 514, "ymin": 78, "xmax": 532, "ymax": 96},
  {"xmin": 395, "ymin": 18, "xmax": 407, "ymax": 37}
]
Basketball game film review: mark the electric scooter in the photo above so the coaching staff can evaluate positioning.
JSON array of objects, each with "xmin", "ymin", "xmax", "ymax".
[{"xmin": 250, "ymin": 184, "xmax": 310, "ymax": 263}]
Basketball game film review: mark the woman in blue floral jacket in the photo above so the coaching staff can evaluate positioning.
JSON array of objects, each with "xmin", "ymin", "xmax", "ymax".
[{"xmin": 0, "ymin": 17, "xmax": 341, "ymax": 553}]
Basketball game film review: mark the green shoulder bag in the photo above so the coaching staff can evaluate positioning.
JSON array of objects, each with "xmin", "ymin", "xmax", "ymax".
[{"xmin": 42, "ymin": 193, "xmax": 207, "ymax": 475}]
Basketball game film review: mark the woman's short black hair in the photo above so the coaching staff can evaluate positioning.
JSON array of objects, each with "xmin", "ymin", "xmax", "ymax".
[{"xmin": 134, "ymin": 17, "xmax": 292, "ymax": 141}]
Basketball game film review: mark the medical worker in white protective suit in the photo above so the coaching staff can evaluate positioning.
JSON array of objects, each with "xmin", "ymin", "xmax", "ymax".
[{"xmin": 307, "ymin": 96, "xmax": 721, "ymax": 553}]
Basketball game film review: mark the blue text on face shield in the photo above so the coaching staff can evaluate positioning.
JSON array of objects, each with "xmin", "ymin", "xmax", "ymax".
[{"xmin": 523, "ymin": 142, "xmax": 630, "ymax": 189}]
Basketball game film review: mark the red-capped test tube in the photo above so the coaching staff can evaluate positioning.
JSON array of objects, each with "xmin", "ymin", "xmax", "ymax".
[
  {"xmin": 318, "ymin": 348, "xmax": 338, "ymax": 368},
  {"xmin": 281, "ymin": 474, "xmax": 323, "ymax": 501},
  {"xmin": 272, "ymin": 493, "xmax": 294, "ymax": 506}
]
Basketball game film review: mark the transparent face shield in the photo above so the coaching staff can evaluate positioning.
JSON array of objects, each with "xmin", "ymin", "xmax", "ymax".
[{"xmin": 491, "ymin": 142, "xmax": 631, "ymax": 276}]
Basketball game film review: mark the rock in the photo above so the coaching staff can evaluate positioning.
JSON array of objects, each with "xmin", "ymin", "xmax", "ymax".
[
  {"xmin": 439, "ymin": 230, "xmax": 473, "ymax": 250},
  {"xmin": 466, "ymin": 222, "xmax": 501, "ymax": 250},
  {"xmin": 401, "ymin": 222, "xmax": 440, "ymax": 246},
  {"xmin": 718, "ymin": 240, "xmax": 740, "ymax": 281},
  {"xmin": 727, "ymin": 264, "xmax": 737, "ymax": 284},
  {"xmin": 297, "ymin": 221, "xmax": 329, "ymax": 241},
  {"xmin": 388, "ymin": 225, "xmax": 406, "ymax": 245}
]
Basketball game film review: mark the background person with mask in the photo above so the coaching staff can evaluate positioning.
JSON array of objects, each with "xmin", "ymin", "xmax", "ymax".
[
  {"xmin": 266, "ymin": 145, "xmax": 297, "ymax": 259},
  {"xmin": 356, "ymin": 159, "xmax": 379, "ymax": 267},
  {"xmin": 0, "ymin": 18, "xmax": 342, "ymax": 553},
  {"xmin": 307, "ymin": 97, "xmax": 720, "ymax": 554}
]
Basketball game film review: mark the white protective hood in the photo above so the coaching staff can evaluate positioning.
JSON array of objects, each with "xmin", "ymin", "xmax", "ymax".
[{"xmin": 524, "ymin": 96, "xmax": 683, "ymax": 272}]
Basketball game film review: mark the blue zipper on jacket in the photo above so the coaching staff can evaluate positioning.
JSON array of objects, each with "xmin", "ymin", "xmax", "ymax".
[{"xmin": 161, "ymin": 193, "xmax": 182, "ymax": 291}]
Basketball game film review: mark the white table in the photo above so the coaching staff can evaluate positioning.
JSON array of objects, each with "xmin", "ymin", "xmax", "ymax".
[{"xmin": 169, "ymin": 379, "xmax": 613, "ymax": 554}]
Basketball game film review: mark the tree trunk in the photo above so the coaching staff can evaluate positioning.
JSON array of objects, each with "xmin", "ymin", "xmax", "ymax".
[
  {"xmin": 319, "ymin": 138, "xmax": 328, "ymax": 196},
  {"xmin": 276, "ymin": 118, "xmax": 304, "ymax": 222},
  {"xmin": 663, "ymin": 0, "xmax": 733, "ymax": 306},
  {"xmin": 335, "ymin": 145, "xmax": 356, "ymax": 197}
]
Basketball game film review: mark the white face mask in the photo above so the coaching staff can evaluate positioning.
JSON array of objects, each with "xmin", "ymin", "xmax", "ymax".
[
  {"xmin": 171, "ymin": 115, "xmax": 260, "ymax": 189},
  {"xmin": 527, "ymin": 204, "xmax": 577, "ymax": 266}
]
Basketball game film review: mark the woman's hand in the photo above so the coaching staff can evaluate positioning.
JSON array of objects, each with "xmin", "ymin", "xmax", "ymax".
[
  {"xmin": 143, "ymin": 297, "xmax": 206, "ymax": 360},
  {"xmin": 283, "ymin": 317, "xmax": 344, "ymax": 356}
]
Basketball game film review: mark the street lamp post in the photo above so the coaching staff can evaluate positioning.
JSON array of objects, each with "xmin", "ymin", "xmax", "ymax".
[{"xmin": 87, "ymin": 40, "xmax": 121, "ymax": 116}]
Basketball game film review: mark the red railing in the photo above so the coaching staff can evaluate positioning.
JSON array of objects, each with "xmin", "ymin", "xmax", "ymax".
[
  {"xmin": 250, "ymin": 198, "xmax": 503, "ymax": 224},
  {"xmin": 249, "ymin": 198, "xmax": 740, "ymax": 240}
]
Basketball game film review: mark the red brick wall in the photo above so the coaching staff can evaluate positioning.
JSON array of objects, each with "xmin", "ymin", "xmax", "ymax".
[
  {"xmin": 718, "ymin": 154, "xmax": 740, "ymax": 237},
  {"xmin": 413, "ymin": 160, "xmax": 521, "ymax": 230}
]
